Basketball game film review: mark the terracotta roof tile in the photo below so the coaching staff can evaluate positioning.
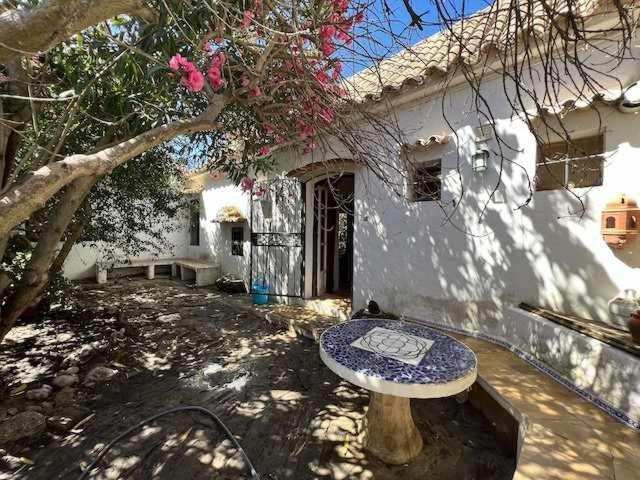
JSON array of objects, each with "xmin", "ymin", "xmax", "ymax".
[{"xmin": 347, "ymin": 0, "xmax": 618, "ymax": 103}]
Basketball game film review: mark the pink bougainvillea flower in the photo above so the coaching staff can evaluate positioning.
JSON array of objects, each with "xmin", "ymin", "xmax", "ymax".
[
  {"xmin": 297, "ymin": 122, "xmax": 316, "ymax": 140},
  {"xmin": 211, "ymin": 52, "xmax": 226, "ymax": 67},
  {"xmin": 320, "ymin": 25, "xmax": 336, "ymax": 42},
  {"xmin": 169, "ymin": 54, "xmax": 204, "ymax": 91},
  {"xmin": 181, "ymin": 69, "xmax": 205, "ymax": 92},
  {"xmin": 263, "ymin": 124, "xmax": 275, "ymax": 135},
  {"xmin": 249, "ymin": 86, "xmax": 262, "ymax": 97},
  {"xmin": 207, "ymin": 52, "xmax": 227, "ymax": 90},
  {"xmin": 303, "ymin": 142, "xmax": 317, "ymax": 154},
  {"xmin": 315, "ymin": 70, "xmax": 330, "ymax": 85},
  {"xmin": 332, "ymin": 0, "xmax": 350, "ymax": 14},
  {"xmin": 336, "ymin": 29, "xmax": 352, "ymax": 43},
  {"xmin": 207, "ymin": 66, "xmax": 226, "ymax": 90},
  {"xmin": 241, "ymin": 76, "xmax": 251, "ymax": 87},
  {"xmin": 258, "ymin": 145, "xmax": 271, "ymax": 157},
  {"xmin": 319, "ymin": 24, "xmax": 337, "ymax": 55},
  {"xmin": 241, "ymin": 177, "xmax": 255, "ymax": 192},
  {"xmin": 169, "ymin": 54, "xmax": 198, "ymax": 73},
  {"xmin": 169, "ymin": 54, "xmax": 187, "ymax": 71},
  {"xmin": 354, "ymin": 11, "xmax": 365, "ymax": 24},
  {"xmin": 319, "ymin": 108, "xmax": 335, "ymax": 123},
  {"xmin": 240, "ymin": 10, "xmax": 254, "ymax": 30},
  {"xmin": 321, "ymin": 40, "xmax": 336, "ymax": 56}
]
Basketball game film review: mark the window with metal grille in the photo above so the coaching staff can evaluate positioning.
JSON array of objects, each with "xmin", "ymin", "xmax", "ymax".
[
  {"xmin": 189, "ymin": 200, "xmax": 200, "ymax": 246},
  {"xmin": 231, "ymin": 227, "xmax": 244, "ymax": 256},
  {"xmin": 535, "ymin": 134, "xmax": 604, "ymax": 191},
  {"xmin": 410, "ymin": 159, "xmax": 442, "ymax": 202}
]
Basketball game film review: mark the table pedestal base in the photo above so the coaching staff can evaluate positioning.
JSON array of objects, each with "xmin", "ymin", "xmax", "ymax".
[{"xmin": 363, "ymin": 392, "xmax": 423, "ymax": 465}]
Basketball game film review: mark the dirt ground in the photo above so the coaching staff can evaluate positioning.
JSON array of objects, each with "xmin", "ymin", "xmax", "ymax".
[{"xmin": 0, "ymin": 278, "xmax": 515, "ymax": 479}]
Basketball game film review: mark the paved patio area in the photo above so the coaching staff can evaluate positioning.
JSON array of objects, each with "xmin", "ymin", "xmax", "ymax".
[{"xmin": 243, "ymin": 298, "xmax": 640, "ymax": 480}]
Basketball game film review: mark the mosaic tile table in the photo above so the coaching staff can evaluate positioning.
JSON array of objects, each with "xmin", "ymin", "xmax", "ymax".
[{"xmin": 320, "ymin": 319, "xmax": 478, "ymax": 464}]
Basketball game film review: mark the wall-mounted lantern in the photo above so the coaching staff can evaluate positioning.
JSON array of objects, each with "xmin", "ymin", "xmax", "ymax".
[
  {"xmin": 472, "ymin": 147, "xmax": 489, "ymax": 173},
  {"xmin": 472, "ymin": 124, "xmax": 492, "ymax": 173},
  {"xmin": 601, "ymin": 194, "xmax": 640, "ymax": 249}
]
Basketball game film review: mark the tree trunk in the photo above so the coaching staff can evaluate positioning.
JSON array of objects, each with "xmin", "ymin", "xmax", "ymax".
[
  {"xmin": 0, "ymin": 176, "xmax": 96, "ymax": 341},
  {"xmin": 0, "ymin": 234, "xmax": 9, "ymax": 296},
  {"xmin": 49, "ymin": 205, "xmax": 89, "ymax": 277},
  {"xmin": 0, "ymin": 102, "xmax": 223, "ymax": 239},
  {"xmin": 0, "ymin": 60, "xmax": 37, "ymax": 190},
  {"xmin": 0, "ymin": 0, "xmax": 157, "ymax": 63}
]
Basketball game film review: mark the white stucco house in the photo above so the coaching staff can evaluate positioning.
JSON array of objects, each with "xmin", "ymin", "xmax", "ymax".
[{"xmin": 64, "ymin": 3, "xmax": 640, "ymax": 426}]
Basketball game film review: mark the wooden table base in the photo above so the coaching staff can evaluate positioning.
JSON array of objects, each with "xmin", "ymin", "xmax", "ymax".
[{"xmin": 363, "ymin": 392, "xmax": 423, "ymax": 465}]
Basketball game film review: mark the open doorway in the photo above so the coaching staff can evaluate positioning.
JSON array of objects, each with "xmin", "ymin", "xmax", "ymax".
[{"xmin": 311, "ymin": 174, "xmax": 354, "ymax": 298}]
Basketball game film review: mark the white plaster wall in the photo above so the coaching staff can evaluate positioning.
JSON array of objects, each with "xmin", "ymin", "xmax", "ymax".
[
  {"xmin": 63, "ymin": 215, "xmax": 191, "ymax": 280},
  {"xmin": 350, "ymin": 95, "xmax": 640, "ymax": 330},
  {"xmin": 191, "ymin": 175, "xmax": 252, "ymax": 283}
]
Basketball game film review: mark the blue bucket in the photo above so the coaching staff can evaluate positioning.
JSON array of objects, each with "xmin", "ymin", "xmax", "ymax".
[{"xmin": 251, "ymin": 282, "xmax": 269, "ymax": 305}]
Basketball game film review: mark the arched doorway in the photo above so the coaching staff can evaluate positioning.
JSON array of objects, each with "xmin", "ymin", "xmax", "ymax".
[{"xmin": 289, "ymin": 159, "xmax": 359, "ymax": 299}]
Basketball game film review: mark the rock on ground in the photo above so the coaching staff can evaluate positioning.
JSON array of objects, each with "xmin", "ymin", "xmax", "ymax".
[
  {"xmin": 52, "ymin": 374, "xmax": 79, "ymax": 389},
  {"xmin": 54, "ymin": 387, "xmax": 76, "ymax": 407},
  {"xmin": 61, "ymin": 342, "xmax": 106, "ymax": 367},
  {"xmin": 156, "ymin": 313, "xmax": 181, "ymax": 324},
  {"xmin": 26, "ymin": 385, "xmax": 53, "ymax": 400},
  {"xmin": 0, "ymin": 412, "xmax": 46, "ymax": 444},
  {"xmin": 85, "ymin": 366, "xmax": 117, "ymax": 384},
  {"xmin": 47, "ymin": 406, "xmax": 91, "ymax": 434}
]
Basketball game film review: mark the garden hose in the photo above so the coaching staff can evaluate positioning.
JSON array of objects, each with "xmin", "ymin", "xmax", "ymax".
[{"xmin": 76, "ymin": 405, "xmax": 260, "ymax": 480}]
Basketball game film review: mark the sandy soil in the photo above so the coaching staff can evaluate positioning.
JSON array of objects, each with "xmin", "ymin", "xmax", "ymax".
[{"xmin": 0, "ymin": 278, "xmax": 515, "ymax": 479}]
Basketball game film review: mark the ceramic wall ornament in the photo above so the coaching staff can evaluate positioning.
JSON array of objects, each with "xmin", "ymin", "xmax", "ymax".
[{"xmin": 601, "ymin": 194, "xmax": 640, "ymax": 248}]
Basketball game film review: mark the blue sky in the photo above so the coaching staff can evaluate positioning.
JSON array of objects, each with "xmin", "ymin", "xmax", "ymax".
[{"xmin": 344, "ymin": 0, "xmax": 490, "ymax": 76}]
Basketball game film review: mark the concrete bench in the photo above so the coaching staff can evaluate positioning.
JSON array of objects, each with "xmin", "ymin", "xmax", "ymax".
[
  {"xmin": 171, "ymin": 259, "xmax": 219, "ymax": 287},
  {"xmin": 96, "ymin": 258, "xmax": 219, "ymax": 286}
]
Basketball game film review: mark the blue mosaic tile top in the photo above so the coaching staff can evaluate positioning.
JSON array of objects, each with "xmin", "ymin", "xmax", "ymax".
[{"xmin": 320, "ymin": 319, "xmax": 477, "ymax": 385}]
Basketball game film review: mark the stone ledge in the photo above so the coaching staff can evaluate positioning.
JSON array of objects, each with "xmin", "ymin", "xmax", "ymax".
[{"xmin": 454, "ymin": 334, "xmax": 639, "ymax": 480}]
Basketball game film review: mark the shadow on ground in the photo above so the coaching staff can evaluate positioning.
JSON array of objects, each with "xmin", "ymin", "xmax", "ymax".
[{"xmin": 1, "ymin": 278, "xmax": 515, "ymax": 479}]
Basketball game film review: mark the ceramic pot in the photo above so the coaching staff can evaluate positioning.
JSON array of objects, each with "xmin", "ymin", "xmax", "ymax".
[{"xmin": 629, "ymin": 311, "xmax": 640, "ymax": 344}]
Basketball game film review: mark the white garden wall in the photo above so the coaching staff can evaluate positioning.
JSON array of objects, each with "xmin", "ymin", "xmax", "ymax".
[
  {"xmin": 63, "ymin": 216, "xmax": 191, "ymax": 280},
  {"xmin": 63, "ymin": 173, "xmax": 252, "ymax": 282}
]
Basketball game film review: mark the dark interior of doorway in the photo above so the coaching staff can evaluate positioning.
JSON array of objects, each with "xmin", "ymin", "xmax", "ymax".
[{"xmin": 312, "ymin": 174, "xmax": 354, "ymax": 298}]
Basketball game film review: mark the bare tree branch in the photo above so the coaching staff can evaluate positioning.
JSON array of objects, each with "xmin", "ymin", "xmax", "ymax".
[
  {"xmin": 0, "ymin": 101, "xmax": 225, "ymax": 238},
  {"xmin": 0, "ymin": 0, "xmax": 158, "ymax": 63}
]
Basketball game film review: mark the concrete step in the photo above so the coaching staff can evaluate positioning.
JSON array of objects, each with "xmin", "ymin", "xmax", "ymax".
[{"xmin": 302, "ymin": 297, "xmax": 351, "ymax": 321}]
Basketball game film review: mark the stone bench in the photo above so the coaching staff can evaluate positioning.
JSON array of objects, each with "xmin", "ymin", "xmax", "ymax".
[
  {"xmin": 171, "ymin": 259, "xmax": 219, "ymax": 287},
  {"xmin": 96, "ymin": 258, "xmax": 219, "ymax": 287}
]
